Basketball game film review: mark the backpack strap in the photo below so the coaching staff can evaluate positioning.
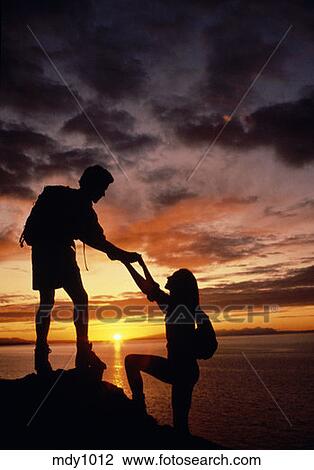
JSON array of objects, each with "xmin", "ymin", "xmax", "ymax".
[
  {"xmin": 19, "ymin": 229, "xmax": 26, "ymax": 248},
  {"xmin": 83, "ymin": 242, "xmax": 89, "ymax": 271}
]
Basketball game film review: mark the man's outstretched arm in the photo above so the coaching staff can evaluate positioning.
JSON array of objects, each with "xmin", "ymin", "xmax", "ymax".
[{"xmin": 87, "ymin": 237, "xmax": 140, "ymax": 264}]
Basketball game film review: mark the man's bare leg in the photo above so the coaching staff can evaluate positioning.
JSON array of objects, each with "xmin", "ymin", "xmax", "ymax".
[
  {"xmin": 35, "ymin": 289, "xmax": 55, "ymax": 374},
  {"xmin": 63, "ymin": 277, "xmax": 91, "ymax": 370}
]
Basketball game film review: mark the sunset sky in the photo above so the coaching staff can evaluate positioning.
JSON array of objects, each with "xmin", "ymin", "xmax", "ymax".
[{"xmin": 1, "ymin": 1, "xmax": 314, "ymax": 341}]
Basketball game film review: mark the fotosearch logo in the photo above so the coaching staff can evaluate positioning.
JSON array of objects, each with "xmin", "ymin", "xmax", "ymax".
[{"xmin": 46, "ymin": 303, "xmax": 277, "ymax": 325}]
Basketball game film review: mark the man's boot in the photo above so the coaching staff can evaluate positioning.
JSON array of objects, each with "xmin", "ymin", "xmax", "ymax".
[
  {"xmin": 75, "ymin": 341, "xmax": 92, "ymax": 371},
  {"xmin": 35, "ymin": 343, "xmax": 53, "ymax": 375},
  {"xmin": 89, "ymin": 350, "xmax": 107, "ymax": 380}
]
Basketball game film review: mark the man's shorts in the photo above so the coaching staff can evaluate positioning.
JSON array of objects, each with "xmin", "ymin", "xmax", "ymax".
[{"xmin": 32, "ymin": 243, "xmax": 82, "ymax": 290}]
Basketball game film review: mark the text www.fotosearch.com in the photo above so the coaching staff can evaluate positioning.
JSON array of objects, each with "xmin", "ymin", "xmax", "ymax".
[{"xmin": 52, "ymin": 452, "xmax": 262, "ymax": 468}]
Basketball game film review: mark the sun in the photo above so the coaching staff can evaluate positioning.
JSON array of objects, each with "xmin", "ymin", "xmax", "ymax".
[{"xmin": 113, "ymin": 333, "xmax": 122, "ymax": 341}]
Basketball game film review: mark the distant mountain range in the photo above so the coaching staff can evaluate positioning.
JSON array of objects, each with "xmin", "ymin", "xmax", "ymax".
[
  {"xmin": 1, "ymin": 328, "xmax": 313, "ymax": 346},
  {"xmin": 0, "ymin": 337, "xmax": 33, "ymax": 346}
]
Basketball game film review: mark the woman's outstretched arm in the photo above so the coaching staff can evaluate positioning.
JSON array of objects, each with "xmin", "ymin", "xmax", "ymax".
[
  {"xmin": 123, "ymin": 262, "xmax": 155, "ymax": 296},
  {"xmin": 124, "ymin": 258, "xmax": 170, "ymax": 307},
  {"xmin": 138, "ymin": 256, "xmax": 155, "ymax": 284}
]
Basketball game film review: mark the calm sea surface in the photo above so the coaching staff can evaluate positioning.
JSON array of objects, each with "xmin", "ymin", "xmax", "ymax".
[{"xmin": 1, "ymin": 333, "xmax": 313, "ymax": 449}]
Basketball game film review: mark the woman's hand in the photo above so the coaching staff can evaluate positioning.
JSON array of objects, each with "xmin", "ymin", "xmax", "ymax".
[{"xmin": 138, "ymin": 254, "xmax": 146, "ymax": 267}]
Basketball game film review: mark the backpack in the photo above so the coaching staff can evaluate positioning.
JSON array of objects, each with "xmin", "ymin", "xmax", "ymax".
[
  {"xmin": 194, "ymin": 310, "xmax": 218, "ymax": 360},
  {"xmin": 20, "ymin": 186, "xmax": 76, "ymax": 246}
]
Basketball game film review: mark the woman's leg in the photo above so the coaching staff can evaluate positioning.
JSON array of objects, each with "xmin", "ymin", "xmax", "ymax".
[
  {"xmin": 125, "ymin": 354, "xmax": 172, "ymax": 400},
  {"xmin": 172, "ymin": 363, "xmax": 199, "ymax": 434},
  {"xmin": 172, "ymin": 384, "xmax": 195, "ymax": 435}
]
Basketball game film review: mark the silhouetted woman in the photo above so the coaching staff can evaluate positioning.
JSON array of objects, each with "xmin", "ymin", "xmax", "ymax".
[{"xmin": 124, "ymin": 257, "xmax": 199, "ymax": 435}]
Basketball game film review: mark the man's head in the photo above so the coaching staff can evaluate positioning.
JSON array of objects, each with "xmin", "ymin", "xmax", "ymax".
[{"xmin": 79, "ymin": 165, "xmax": 114, "ymax": 202}]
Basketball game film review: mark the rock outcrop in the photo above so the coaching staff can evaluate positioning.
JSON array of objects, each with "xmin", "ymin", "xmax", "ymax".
[{"xmin": 0, "ymin": 368, "xmax": 221, "ymax": 449}]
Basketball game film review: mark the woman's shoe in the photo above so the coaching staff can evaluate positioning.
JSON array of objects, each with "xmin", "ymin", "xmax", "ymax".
[{"xmin": 132, "ymin": 393, "xmax": 147, "ymax": 414}]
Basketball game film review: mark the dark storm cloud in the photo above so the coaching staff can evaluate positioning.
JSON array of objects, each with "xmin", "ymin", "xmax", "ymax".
[
  {"xmin": 62, "ymin": 105, "xmax": 160, "ymax": 157},
  {"xmin": 1, "ymin": 0, "xmax": 148, "ymax": 117},
  {"xmin": 73, "ymin": 26, "xmax": 148, "ymax": 100},
  {"xmin": 3, "ymin": 0, "xmax": 314, "ymax": 152},
  {"xmin": 0, "ymin": 121, "xmax": 58, "ymax": 198},
  {"xmin": 1, "ymin": 0, "xmax": 314, "ymax": 208},
  {"xmin": 245, "ymin": 92, "xmax": 314, "ymax": 166},
  {"xmin": 202, "ymin": 16, "xmax": 284, "ymax": 109},
  {"xmin": 0, "ymin": 124, "xmax": 57, "ymax": 155},
  {"xmin": 0, "ymin": 121, "xmax": 109, "ymax": 199},
  {"xmin": 1, "ymin": 41, "xmax": 83, "ymax": 115},
  {"xmin": 0, "ymin": 165, "xmax": 35, "ymax": 199},
  {"xmin": 37, "ymin": 147, "xmax": 110, "ymax": 177},
  {"xmin": 151, "ymin": 97, "xmax": 245, "ymax": 147},
  {"xmin": 153, "ymin": 90, "xmax": 314, "ymax": 167},
  {"xmin": 198, "ymin": 0, "xmax": 314, "ymax": 110}
]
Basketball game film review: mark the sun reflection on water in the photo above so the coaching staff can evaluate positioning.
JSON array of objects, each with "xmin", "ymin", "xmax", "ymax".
[{"xmin": 112, "ymin": 334, "xmax": 124, "ymax": 389}]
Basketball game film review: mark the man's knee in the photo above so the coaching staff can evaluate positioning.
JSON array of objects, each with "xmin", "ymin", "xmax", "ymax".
[{"xmin": 39, "ymin": 289, "xmax": 55, "ymax": 310}]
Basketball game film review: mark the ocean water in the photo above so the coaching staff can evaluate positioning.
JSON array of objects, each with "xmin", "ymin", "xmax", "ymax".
[{"xmin": 0, "ymin": 333, "xmax": 313, "ymax": 449}]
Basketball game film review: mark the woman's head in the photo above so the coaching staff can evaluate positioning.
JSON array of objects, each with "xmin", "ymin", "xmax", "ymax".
[{"xmin": 165, "ymin": 268, "xmax": 199, "ymax": 309}]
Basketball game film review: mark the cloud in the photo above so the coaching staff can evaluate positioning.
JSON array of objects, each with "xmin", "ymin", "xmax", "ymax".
[
  {"xmin": 152, "ymin": 186, "xmax": 197, "ymax": 208},
  {"xmin": 0, "ymin": 228, "xmax": 21, "ymax": 261},
  {"xmin": 0, "ymin": 121, "xmax": 109, "ymax": 199},
  {"xmin": 153, "ymin": 91, "xmax": 314, "ymax": 167},
  {"xmin": 0, "ymin": 122, "xmax": 56, "ymax": 199},
  {"xmin": 62, "ymin": 105, "xmax": 160, "ymax": 158},
  {"xmin": 202, "ymin": 13, "xmax": 285, "ymax": 109},
  {"xmin": 200, "ymin": 264, "xmax": 314, "ymax": 308},
  {"xmin": 0, "ymin": 124, "xmax": 57, "ymax": 155},
  {"xmin": 245, "ymin": 92, "xmax": 314, "ymax": 166},
  {"xmin": 1, "ymin": 39, "xmax": 83, "ymax": 115},
  {"xmin": 37, "ymin": 147, "xmax": 111, "ymax": 177},
  {"xmin": 1, "ymin": 263, "xmax": 314, "ymax": 324},
  {"xmin": 107, "ymin": 195, "xmax": 272, "ymax": 268},
  {"xmin": 74, "ymin": 25, "xmax": 149, "ymax": 100}
]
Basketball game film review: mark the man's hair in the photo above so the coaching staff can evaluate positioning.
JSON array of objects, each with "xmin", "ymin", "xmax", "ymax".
[{"xmin": 79, "ymin": 165, "xmax": 114, "ymax": 189}]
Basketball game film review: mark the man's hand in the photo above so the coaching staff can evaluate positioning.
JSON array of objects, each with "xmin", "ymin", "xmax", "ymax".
[
  {"xmin": 117, "ymin": 251, "xmax": 141, "ymax": 264},
  {"xmin": 124, "ymin": 251, "xmax": 141, "ymax": 264},
  {"xmin": 103, "ymin": 241, "xmax": 141, "ymax": 263}
]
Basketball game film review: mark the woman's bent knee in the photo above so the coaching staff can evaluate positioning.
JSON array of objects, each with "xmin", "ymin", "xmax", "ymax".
[{"xmin": 125, "ymin": 354, "xmax": 137, "ymax": 368}]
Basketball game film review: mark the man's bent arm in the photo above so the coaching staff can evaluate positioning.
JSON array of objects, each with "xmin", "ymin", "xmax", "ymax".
[{"xmin": 78, "ymin": 206, "xmax": 139, "ymax": 262}]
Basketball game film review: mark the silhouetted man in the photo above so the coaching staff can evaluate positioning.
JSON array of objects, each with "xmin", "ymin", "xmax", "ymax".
[{"xmin": 20, "ymin": 165, "xmax": 140, "ymax": 374}]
